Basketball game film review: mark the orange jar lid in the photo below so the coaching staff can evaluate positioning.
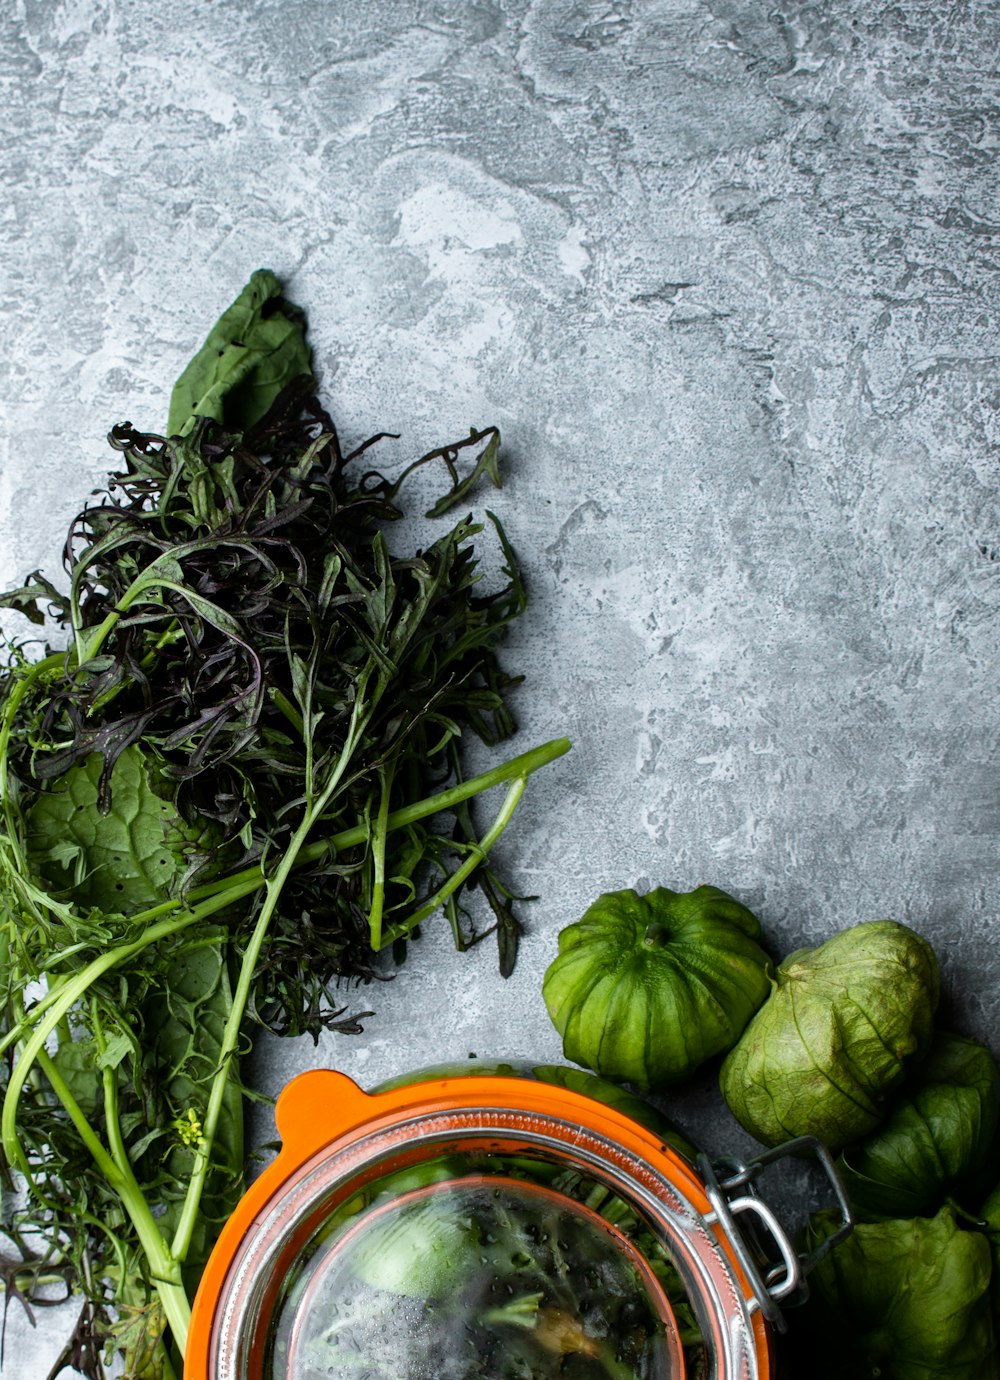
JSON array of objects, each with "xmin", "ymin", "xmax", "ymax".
[{"xmin": 187, "ymin": 1064, "xmax": 790, "ymax": 1380}]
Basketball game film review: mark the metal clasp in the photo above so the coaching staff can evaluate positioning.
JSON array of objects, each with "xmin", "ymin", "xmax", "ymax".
[{"xmin": 695, "ymin": 1136, "xmax": 853, "ymax": 1331}]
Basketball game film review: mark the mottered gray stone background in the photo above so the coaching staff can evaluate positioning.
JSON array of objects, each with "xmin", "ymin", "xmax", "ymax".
[{"xmin": 1, "ymin": 1, "xmax": 998, "ymax": 1373}]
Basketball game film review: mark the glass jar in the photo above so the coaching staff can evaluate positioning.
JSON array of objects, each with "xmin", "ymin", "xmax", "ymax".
[{"xmin": 185, "ymin": 1062, "xmax": 851, "ymax": 1380}]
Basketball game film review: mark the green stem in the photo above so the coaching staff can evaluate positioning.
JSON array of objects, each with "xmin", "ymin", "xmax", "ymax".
[
  {"xmin": 74, "ymin": 544, "xmax": 228, "ymax": 666},
  {"xmin": 170, "ymin": 699, "xmax": 371, "ymax": 1263},
  {"xmin": 30, "ymin": 1048, "xmax": 119, "ymax": 1192},
  {"xmin": 377, "ymin": 775, "xmax": 526, "ymax": 949},
  {"xmin": 267, "ymin": 685, "xmax": 305, "ymax": 736},
  {"xmin": 188, "ymin": 736, "xmax": 571, "ymax": 901},
  {"xmin": 33, "ymin": 1048, "xmax": 191, "ymax": 1349},
  {"xmin": 366, "ymin": 761, "xmax": 395, "ymax": 949},
  {"xmin": 94, "ymin": 1008, "xmax": 136, "ymax": 1180},
  {"xmin": 325, "ymin": 737, "xmax": 568, "ymax": 855}
]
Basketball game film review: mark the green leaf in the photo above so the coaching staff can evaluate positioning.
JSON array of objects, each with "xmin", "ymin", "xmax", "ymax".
[
  {"xmin": 25, "ymin": 745, "xmax": 212, "ymax": 915},
  {"xmin": 96, "ymin": 1030, "xmax": 134, "ymax": 1072},
  {"xmin": 142, "ymin": 929, "xmax": 244, "ymax": 1291},
  {"xmin": 166, "ymin": 269, "xmax": 312, "ymax": 437},
  {"xmin": 103, "ymin": 1295, "xmax": 168, "ymax": 1380},
  {"xmin": 51, "ymin": 1036, "xmax": 102, "ymax": 1118},
  {"xmin": 0, "ymin": 569, "xmax": 71, "ymax": 626},
  {"xmin": 47, "ymin": 839, "xmax": 87, "ymax": 880},
  {"xmin": 423, "ymin": 427, "xmax": 502, "ymax": 518}
]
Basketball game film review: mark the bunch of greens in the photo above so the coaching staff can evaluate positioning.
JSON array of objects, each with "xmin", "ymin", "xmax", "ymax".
[{"xmin": 0, "ymin": 271, "xmax": 567, "ymax": 1379}]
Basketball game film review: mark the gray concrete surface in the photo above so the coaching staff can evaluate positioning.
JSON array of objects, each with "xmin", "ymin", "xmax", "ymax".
[{"xmin": 1, "ymin": 1, "xmax": 998, "ymax": 1375}]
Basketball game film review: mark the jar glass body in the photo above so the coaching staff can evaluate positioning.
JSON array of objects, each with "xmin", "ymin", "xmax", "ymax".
[{"xmin": 186, "ymin": 1063, "xmax": 783, "ymax": 1380}]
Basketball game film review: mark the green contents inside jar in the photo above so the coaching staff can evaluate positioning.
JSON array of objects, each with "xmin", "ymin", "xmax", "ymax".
[{"xmin": 266, "ymin": 1151, "xmax": 706, "ymax": 1379}]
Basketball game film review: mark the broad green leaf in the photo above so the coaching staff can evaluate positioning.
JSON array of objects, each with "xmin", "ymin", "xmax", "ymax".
[
  {"xmin": 167, "ymin": 269, "xmax": 312, "ymax": 437},
  {"xmin": 25, "ymin": 745, "xmax": 210, "ymax": 914},
  {"xmin": 142, "ymin": 929, "xmax": 244, "ymax": 1293},
  {"xmin": 51, "ymin": 1036, "xmax": 102, "ymax": 1118}
]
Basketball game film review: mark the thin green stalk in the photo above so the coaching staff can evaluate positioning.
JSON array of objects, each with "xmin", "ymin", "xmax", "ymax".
[
  {"xmin": 366, "ymin": 761, "xmax": 395, "ymax": 949},
  {"xmin": 170, "ymin": 699, "xmax": 372, "ymax": 1262},
  {"xmin": 94, "ymin": 1008, "xmax": 134, "ymax": 1181},
  {"xmin": 267, "ymin": 686, "xmax": 304, "ymax": 736},
  {"xmin": 29, "ymin": 1048, "xmax": 119, "ymax": 1191},
  {"xmin": 33, "ymin": 1048, "xmax": 191, "ymax": 1349},
  {"xmin": 325, "ymin": 737, "xmax": 568, "ymax": 856},
  {"xmin": 74, "ymin": 542, "xmax": 229, "ymax": 666},
  {"xmin": 377, "ymin": 775, "xmax": 526, "ymax": 949},
  {"xmin": 188, "ymin": 736, "xmax": 571, "ymax": 900}
]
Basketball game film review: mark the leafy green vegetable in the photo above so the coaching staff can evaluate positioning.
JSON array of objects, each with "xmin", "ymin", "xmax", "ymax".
[
  {"xmin": 0, "ymin": 273, "xmax": 568, "ymax": 1379},
  {"xmin": 837, "ymin": 1031, "xmax": 1000, "ymax": 1219},
  {"xmin": 26, "ymin": 745, "xmax": 224, "ymax": 914},
  {"xmin": 143, "ymin": 928, "xmax": 245, "ymax": 1300},
  {"xmin": 166, "ymin": 268, "xmax": 312, "ymax": 436},
  {"xmin": 720, "ymin": 920, "xmax": 940, "ymax": 1150},
  {"xmin": 542, "ymin": 884, "xmax": 771, "ymax": 1089},
  {"xmin": 791, "ymin": 1206, "xmax": 999, "ymax": 1379}
]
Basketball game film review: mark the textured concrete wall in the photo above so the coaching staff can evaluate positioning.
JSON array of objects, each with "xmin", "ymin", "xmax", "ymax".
[{"xmin": 1, "ymin": 1, "xmax": 998, "ymax": 1373}]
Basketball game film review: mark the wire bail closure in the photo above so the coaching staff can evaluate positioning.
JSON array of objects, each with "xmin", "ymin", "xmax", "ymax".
[{"xmin": 696, "ymin": 1136, "xmax": 854, "ymax": 1331}]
